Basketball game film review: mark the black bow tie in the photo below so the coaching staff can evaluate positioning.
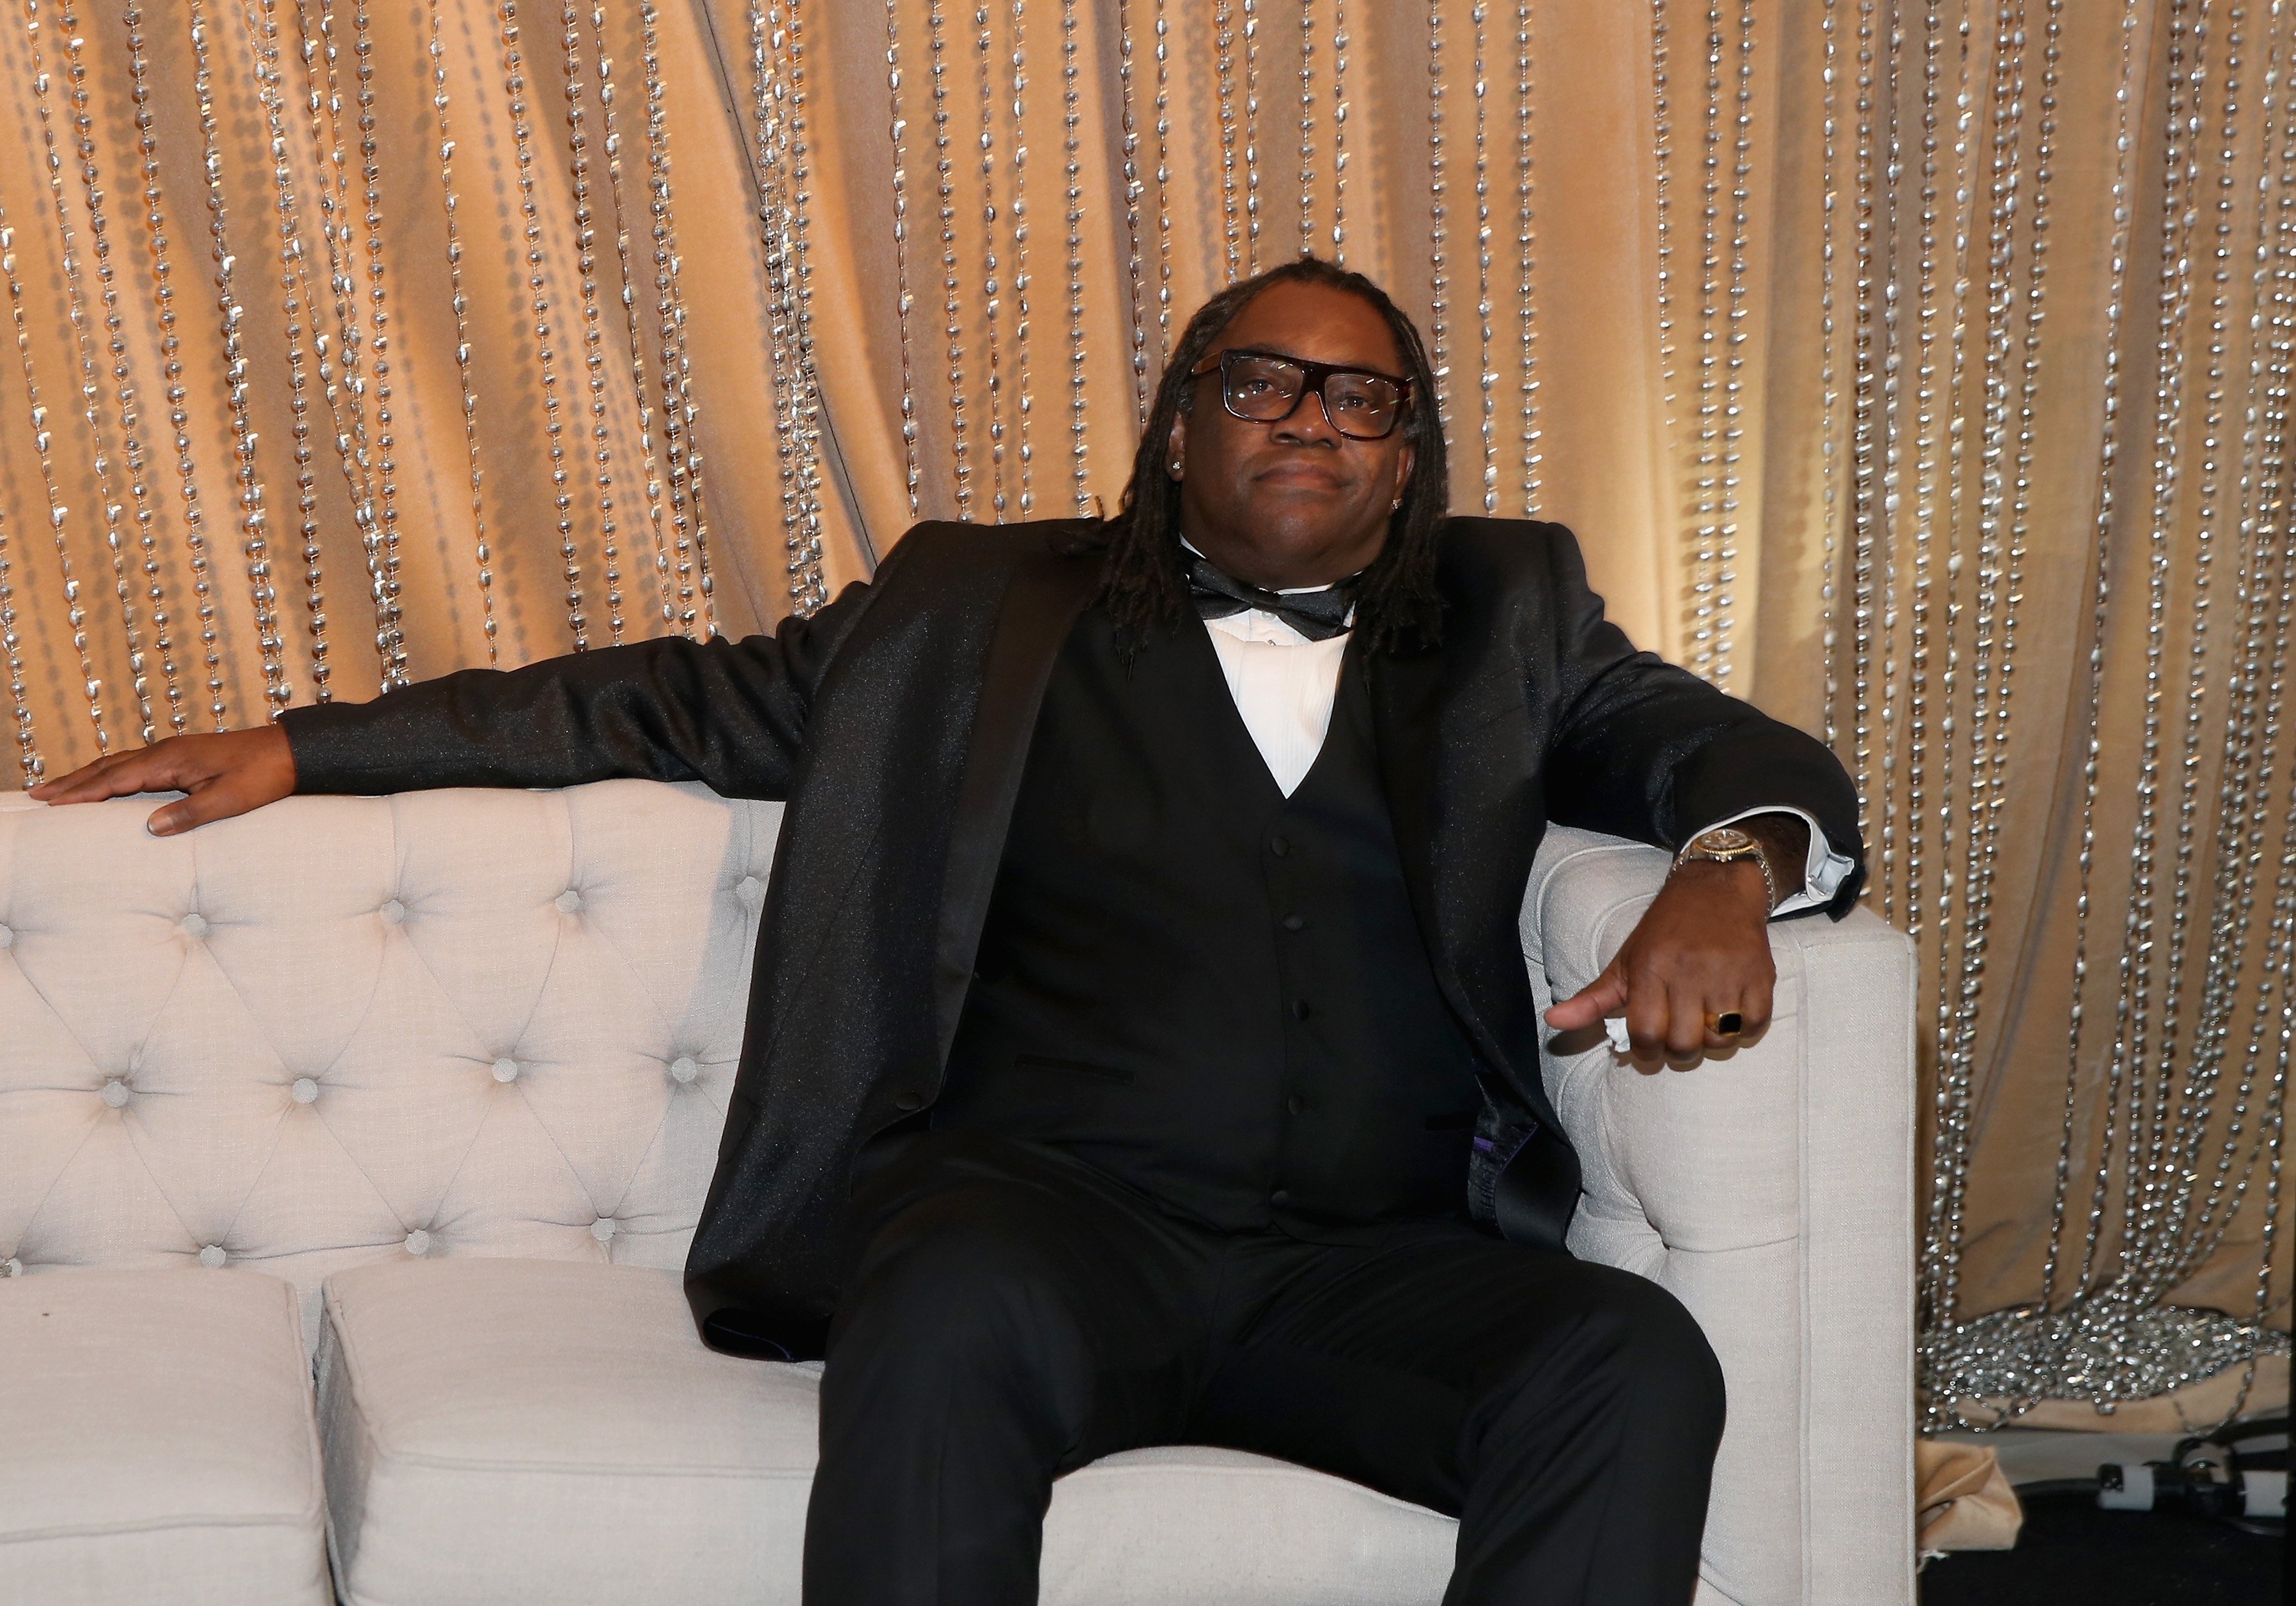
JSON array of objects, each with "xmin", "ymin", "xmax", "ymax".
[{"xmin": 1184, "ymin": 554, "xmax": 1356, "ymax": 642}]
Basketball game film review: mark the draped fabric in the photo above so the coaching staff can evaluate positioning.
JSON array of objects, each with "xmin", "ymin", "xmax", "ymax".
[{"xmin": 0, "ymin": 0, "xmax": 2286, "ymax": 1411}]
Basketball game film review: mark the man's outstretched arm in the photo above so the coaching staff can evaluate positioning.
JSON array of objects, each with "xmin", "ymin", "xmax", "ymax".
[
  {"xmin": 1528, "ymin": 521, "xmax": 1867, "ymax": 1061},
  {"xmin": 30, "ymin": 568, "xmax": 885, "ymax": 835}
]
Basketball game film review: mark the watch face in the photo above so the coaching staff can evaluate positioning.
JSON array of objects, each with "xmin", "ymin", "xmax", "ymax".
[{"xmin": 1693, "ymin": 826, "xmax": 1757, "ymax": 854}]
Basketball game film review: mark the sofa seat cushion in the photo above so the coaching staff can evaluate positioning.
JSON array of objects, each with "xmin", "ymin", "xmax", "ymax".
[
  {"xmin": 0, "ymin": 1268, "xmax": 329, "ymax": 1606},
  {"xmin": 320, "ymin": 1257, "xmax": 1458, "ymax": 1605}
]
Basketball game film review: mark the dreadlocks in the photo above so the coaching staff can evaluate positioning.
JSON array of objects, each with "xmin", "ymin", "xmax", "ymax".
[{"xmin": 1096, "ymin": 256, "xmax": 1450, "ymax": 656}]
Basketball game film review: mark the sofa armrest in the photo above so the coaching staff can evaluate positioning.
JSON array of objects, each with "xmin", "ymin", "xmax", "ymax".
[{"xmin": 1520, "ymin": 825, "xmax": 1916, "ymax": 1606}]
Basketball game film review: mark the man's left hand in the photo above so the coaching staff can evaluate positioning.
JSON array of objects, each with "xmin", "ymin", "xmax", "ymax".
[{"xmin": 1541, "ymin": 858, "xmax": 1776, "ymax": 1060}]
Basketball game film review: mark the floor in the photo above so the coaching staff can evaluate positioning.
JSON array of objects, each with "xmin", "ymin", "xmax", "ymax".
[{"xmin": 1919, "ymin": 1428, "xmax": 2285, "ymax": 1605}]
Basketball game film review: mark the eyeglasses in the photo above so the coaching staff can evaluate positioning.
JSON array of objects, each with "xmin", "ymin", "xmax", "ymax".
[{"xmin": 1188, "ymin": 348, "xmax": 1413, "ymax": 440}]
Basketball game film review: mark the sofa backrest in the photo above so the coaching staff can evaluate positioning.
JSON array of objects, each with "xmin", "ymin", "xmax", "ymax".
[{"xmin": 0, "ymin": 780, "xmax": 780, "ymax": 1347}]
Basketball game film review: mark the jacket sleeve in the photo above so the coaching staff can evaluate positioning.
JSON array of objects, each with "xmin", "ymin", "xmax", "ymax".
[
  {"xmin": 1537, "ymin": 522, "xmax": 1868, "ymax": 920},
  {"xmin": 280, "ymin": 570, "xmax": 883, "ymax": 803}
]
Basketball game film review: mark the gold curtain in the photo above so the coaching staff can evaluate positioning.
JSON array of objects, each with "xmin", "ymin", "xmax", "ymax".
[{"xmin": 0, "ymin": 0, "xmax": 2287, "ymax": 1407}]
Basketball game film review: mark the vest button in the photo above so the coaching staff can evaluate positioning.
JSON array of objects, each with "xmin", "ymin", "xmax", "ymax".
[
  {"xmin": 1268, "ymin": 835, "xmax": 1290, "ymax": 858},
  {"xmin": 1287, "ymin": 1093, "xmax": 1305, "ymax": 1116},
  {"xmin": 1270, "ymin": 1189, "xmax": 1292, "ymax": 1207},
  {"xmin": 1281, "ymin": 913, "xmax": 1305, "ymax": 932},
  {"xmin": 1291, "ymin": 999, "xmax": 1312, "ymax": 1021}
]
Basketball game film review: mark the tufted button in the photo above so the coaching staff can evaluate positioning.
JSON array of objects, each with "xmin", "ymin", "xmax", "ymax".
[
  {"xmin": 736, "ymin": 874, "xmax": 764, "ymax": 906},
  {"xmin": 591, "ymin": 1217, "xmax": 618, "ymax": 1242},
  {"xmin": 404, "ymin": 1229, "xmax": 431, "ymax": 1256},
  {"xmin": 492, "ymin": 1056, "xmax": 520, "ymax": 1083},
  {"xmin": 378, "ymin": 899, "xmax": 405, "ymax": 925},
  {"xmin": 669, "ymin": 1055, "xmax": 700, "ymax": 1085},
  {"xmin": 198, "ymin": 1244, "xmax": 226, "ymax": 1268},
  {"xmin": 555, "ymin": 889, "xmax": 583, "ymax": 914},
  {"xmin": 0, "ymin": 922, "xmax": 13, "ymax": 948},
  {"xmin": 291, "ymin": 1076, "xmax": 320, "ymax": 1104},
  {"xmin": 1, "ymin": 1256, "xmax": 19, "ymax": 1277},
  {"xmin": 179, "ymin": 912, "xmax": 209, "ymax": 939},
  {"xmin": 100, "ymin": 1078, "xmax": 130, "ymax": 1108}
]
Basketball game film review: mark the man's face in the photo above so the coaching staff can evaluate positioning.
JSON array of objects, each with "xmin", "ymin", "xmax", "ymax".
[{"xmin": 1166, "ymin": 280, "xmax": 1418, "ymax": 591}]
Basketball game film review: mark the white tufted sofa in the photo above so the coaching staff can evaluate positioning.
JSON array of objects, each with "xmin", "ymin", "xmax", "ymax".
[{"xmin": 0, "ymin": 780, "xmax": 1916, "ymax": 1606}]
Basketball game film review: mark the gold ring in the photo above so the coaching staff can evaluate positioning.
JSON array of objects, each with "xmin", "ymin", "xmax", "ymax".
[{"xmin": 1708, "ymin": 1010, "xmax": 1744, "ymax": 1037}]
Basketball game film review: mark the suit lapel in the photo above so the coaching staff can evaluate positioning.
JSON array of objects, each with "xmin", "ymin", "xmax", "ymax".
[{"xmin": 931, "ymin": 532, "xmax": 1104, "ymax": 1063}]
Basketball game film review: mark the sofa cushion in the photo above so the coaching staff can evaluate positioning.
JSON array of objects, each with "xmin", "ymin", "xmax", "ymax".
[
  {"xmin": 0, "ymin": 1268, "xmax": 329, "ymax": 1606},
  {"xmin": 321, "ymin": 1256, "xmax": 1457, "ymax": 1605}
]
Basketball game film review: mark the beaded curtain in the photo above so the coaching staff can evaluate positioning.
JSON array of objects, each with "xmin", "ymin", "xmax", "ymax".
[{"xmin": 0, "ymin": 0, "xmax": 2286, "ymax": 1425}]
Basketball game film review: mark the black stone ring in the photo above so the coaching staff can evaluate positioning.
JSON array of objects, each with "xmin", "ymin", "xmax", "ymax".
[{"xmin": 1709, "ymin": 1010, "xmax": 1744, "ymax": 1037}]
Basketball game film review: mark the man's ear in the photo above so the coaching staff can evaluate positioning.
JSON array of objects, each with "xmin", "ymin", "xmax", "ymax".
[
  {"xmin": 1165, "ymin": 412, "xmax": 1189, "ymax": 476},
  {"xmin": 1393, "ymin": 440, "xmax": 1416, "ymax": 503}
]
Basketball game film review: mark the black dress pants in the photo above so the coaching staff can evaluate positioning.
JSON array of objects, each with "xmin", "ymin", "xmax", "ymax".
[{"xmin": 802, "ymin": 1131, "xmax": 1725, "ymax": 1606}]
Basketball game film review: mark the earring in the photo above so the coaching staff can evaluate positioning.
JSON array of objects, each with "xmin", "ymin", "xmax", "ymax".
[
  {"xmin": 1170, "ymin": 460, "xmax": 1183, "ymax": 478},
  {"xmin": 1390, "ymin": 496, "xmax": 1403, "ymax": 511}
]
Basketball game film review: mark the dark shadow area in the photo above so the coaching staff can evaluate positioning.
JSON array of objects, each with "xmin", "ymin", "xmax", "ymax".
[{"xmin": 1918, "ymin": 1490, "xmax": 2283, "ymax": 1605}]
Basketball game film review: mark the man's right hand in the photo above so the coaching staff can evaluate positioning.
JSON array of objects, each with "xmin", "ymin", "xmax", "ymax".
[{"xmin": 27, "ymin": 725, "xmax": 297, "ymax": 836}]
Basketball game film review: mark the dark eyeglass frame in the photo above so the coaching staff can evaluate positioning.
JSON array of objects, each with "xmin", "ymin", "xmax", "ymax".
[{"xmin": 1186, "ymin": 347, "xmax": 1415, "ymax": 440}]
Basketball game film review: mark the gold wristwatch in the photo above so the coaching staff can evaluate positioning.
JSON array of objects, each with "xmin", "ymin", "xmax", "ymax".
[{"xmin": 1671, "ymin": 824, "xmax": 1779, "ymax": 911}]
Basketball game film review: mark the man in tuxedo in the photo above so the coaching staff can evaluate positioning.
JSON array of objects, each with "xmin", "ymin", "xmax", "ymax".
[{"xmin": 37, "ymin": 256, "xmax": 1862, "ymax": 1605}]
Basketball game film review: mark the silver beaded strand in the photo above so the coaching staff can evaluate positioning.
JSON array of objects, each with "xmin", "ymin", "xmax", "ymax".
[
  {"xmin": 427, "ymin": 0, "xmax": 499, "ymax": 661},
  {"xmin": 1711, "ymin": 0, "xmax": 1754, "ymax": 691},
  {"xmin": 583, "ymin": 3, "xmax": 676, "ymax": 626},
  {"xmin": 1427, "ymin": 0, "xmax": 1450, "ymax": 441},
  {"xmin": 1471, "ymin": 3, "xmax": 1495, "ymax": 513},
  {"xmin": 927, "ymin": 0, "xmax": 972, "ymax": 517},
  {"xmin": 1297, "ymin": 0, "xmax": 1314, "ymax": 258},
  {"xmin": 348, "ymin": 0, "xmax": 405, "ymax": 682},
  {"xmin": 0, "ymin": 489, "xmax": 32, "ymax": 784},
  {"xmin": 123, "ymin": 3, "xmax": 225, "ymax": 729},
  {"xmin": 1115, "ymin": 0, "xmax": 1151, "ymax": 425},
  {"xmin": 780, "ymin": 1, "xmax": 829, "ymax": 610},
  {"xmin": 499, "ymin": 0, "xmax": 585, "ymax": 649},
  {"xmin": 187, "ymin": 0, "xmax": 289, "ymax": 716},
  {"xmin": 1817, "ymin": 0, "xmax": 1840, "ymax": 752},
  {"xmin": 1329, "ymin": 0, "xmax": 1347, "ymax": 263},
  {"xmin": 974, "ymin": 1, "xmax": 1008, "ymax": 516},
  {"xmin": 1004, "ymin": 0, "xmax": 1034, "ymax": 520},
  {"xmin": 1061, "ymin": 0, "xmax": 1089, "ymax": 513},
  {"xmin": 1152, "ymin": 0, "xmax": 1174, "ymax": 349},
  {"xmin": 885, "ymin": 0, "xmax": 925, "ymax": 516},
  {"xmin": 1242, "ymin": 0, "xmax": 1260, "ymax": 273},
  {"xmin": 750, "ymin": 3, "xmax": 806, "ymax": 594},
  {"xmin": 557, "ymin": 0, "xmax": 626, "ymax": 645},
  {"xmin": 637, "ymin": 1, "xmax": 713, "ymax": 637},
  {"xmin": 252, "ymin": 0, "xmax": 338, "ymax": 702},
  {"xmin": 1515, "ymin": 0, "xmax": 1538, "ymax": 516},
  {"xmin": 1215, "ymin": 0, "xmax": 1242, "ymax": 282}
]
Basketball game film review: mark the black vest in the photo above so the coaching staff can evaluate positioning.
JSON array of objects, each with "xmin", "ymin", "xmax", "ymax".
[{"xmin": 933, "ymin": 606, "xmax": 1487, "ymax": 1232}]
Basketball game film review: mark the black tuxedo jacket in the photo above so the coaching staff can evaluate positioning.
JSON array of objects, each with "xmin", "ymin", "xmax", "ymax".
[{"xmin": 281, "ymin": 516, "xmax": 1865, "ymax": 1359}]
